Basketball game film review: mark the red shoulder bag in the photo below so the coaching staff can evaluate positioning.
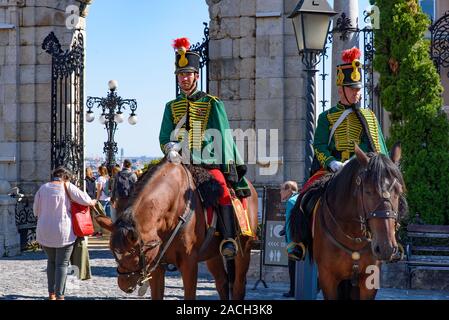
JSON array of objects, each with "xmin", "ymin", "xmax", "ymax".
[{"xmin": 64, "ymin": 183, "xmax": 94, "ymax": 237}]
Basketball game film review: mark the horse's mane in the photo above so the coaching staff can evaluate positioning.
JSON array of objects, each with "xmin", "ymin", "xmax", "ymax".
[
  {"xmin": 329, "ymin": 153, "xmax": 408, "ymax": 218},
  {"xmin": 288, "ymin": 152, "xmax": 408, "ymax": 249},
  {"xmin": 109, "ymin": 159, "xmax": 168, "ymax": 252},
  {"xmin": 111, "ymin": 158, "xmax": 224, "ymax": 250},
  {"xmin": 127, "ymin": 158, "xmax": 223, "ymax": 209},
  {"xmin": 330, "ymin": 153, "xmax": 405, "ymax": 196},
  {"xmin": 128, "ymin": 158, "xmax": 168, "ymax": 207}
]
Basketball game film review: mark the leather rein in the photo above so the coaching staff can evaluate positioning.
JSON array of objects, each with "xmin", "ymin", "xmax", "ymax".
[
  {"xmin": 318, "ymin": 169, "xmax": 403, "ymax": 286},
  {"xmin": 320, "ymin": 169, "xmax": 402, "ymax": 259},
  {"xmin": 114, "ymin": 164, "xmax": 195, "ymax": 288}
]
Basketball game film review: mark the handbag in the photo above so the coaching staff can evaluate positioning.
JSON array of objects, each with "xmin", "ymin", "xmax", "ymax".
[{"xmin": 64, "ymin": 183, "xmax": 94, "ymax": 237}]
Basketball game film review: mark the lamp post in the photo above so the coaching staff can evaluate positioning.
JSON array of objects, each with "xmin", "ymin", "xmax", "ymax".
[
  {"xmin": 288, "ymin": 0, "xmax": 337, "ymax": 183},
  {"xmin": 288, "ymin": 0, "xmax": 336, "ymax": 301},
  {"xmin": 86, "ymin": 80, "xmax": 138, "ymax": 172}
]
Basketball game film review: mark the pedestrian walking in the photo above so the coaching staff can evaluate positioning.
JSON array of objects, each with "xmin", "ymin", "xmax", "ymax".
[{"xmin": 33, "ymin": 166, "xmax": 96, "ymax": 300}]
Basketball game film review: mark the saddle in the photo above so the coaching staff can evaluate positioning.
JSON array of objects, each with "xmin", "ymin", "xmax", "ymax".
[
  {"xmin": 185, "ymin": 164, "xmax": 253, "ymax": 235},
  {"xmin": 294, "ymin": 173, "xmax": 333, "ymax": 247}
]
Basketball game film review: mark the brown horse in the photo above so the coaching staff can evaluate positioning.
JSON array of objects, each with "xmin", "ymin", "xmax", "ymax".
[
  {"xmin": 96, "ymin": 159, "xmax": 258, "ymax": 300},
  {"xmin": 290, "ymin": 144, "xmax": 407, "ymax": 300}
]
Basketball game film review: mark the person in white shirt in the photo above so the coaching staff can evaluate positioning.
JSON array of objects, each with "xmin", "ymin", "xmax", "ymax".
[
  {"xmin": 96, "ymin": 165, "xmax": 111, "ymax": 218},
  {"xmin": 33, "ymin": 166, "xmax": 96, "ymax": 300}
]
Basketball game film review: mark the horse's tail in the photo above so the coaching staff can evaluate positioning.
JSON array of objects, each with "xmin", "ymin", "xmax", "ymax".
[{"xmin": 226, "ymin": 259, "xmax": 235, "ymax": 299}]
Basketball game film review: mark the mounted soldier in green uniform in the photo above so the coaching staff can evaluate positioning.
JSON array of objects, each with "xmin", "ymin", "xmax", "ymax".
[
  {"xmin": 287, "ymin": 47, "xmax": 389, "ymax": 261},
  {"xmin": 159, "ymin": 38, "xmax": 251, "ymax": 259}
]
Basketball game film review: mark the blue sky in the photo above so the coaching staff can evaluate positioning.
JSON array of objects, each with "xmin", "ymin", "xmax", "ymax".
[
  {"xmin": 84, "ymin": 0, "xmax": 209, "ymax": 158},
  {"xmin": 84, "ymin": 0, "xmax": 372, "ymax": 159}
]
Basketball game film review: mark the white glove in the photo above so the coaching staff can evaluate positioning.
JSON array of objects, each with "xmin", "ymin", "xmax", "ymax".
[
  {"xmin": 163, "ymin": 142, "xmax": 181, "ymax": 154},
  {"xmin": 329, "ymin": 160, "xmax": 343, "ymax": 173},
  {"xmin": 167, "ymin": 150, "xmax": 182, "ymax": 164}
]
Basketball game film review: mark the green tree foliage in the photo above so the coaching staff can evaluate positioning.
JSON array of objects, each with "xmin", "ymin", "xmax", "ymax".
[{"xmin": 374, "ymin": 0, "xmax": 449, "ymax": 224}]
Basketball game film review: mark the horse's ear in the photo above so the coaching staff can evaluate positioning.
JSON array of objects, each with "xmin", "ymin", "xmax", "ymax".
[
  {"xmin": 354, "ymin": 143, "xmax": 369, "ymax": 167},
  {"xmin": 390, "ymin": 141, "xmax": 401, "ymax": 165},
  {"xmin": 94, "ymin": 214, "xmax": 114, "ymax": 232}
]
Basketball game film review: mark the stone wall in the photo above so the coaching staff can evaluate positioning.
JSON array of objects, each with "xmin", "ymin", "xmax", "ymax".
[
  {"xmin": 207, "ymin": 0, "xmax": 307, "ymax": 186},
  {"xmin": 0, "ymin": 0, "xmax": 91, "ymax": 256},
  {"xmin": 0, "ymin": 0, "xmax": 88, "ymax": 195}
]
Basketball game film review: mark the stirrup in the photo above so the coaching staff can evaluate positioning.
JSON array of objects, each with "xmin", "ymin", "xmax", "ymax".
[
  {"xmin": 219, "ymin": 238, "xmax": 238, "ymax": 259},
  {"xmin": 286, "ymin": 242, "xmax": 306, "ymax": 261}
]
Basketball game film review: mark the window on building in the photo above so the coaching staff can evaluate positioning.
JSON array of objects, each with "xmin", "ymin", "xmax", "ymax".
[{"xmin": 420, "ymin": 0, "xmax": 435, "ymax": 22}]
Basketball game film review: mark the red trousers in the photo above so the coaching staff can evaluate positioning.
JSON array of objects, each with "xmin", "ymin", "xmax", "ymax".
[{"xmin": 208, "ymin": 169, "xmax": 232, "ymax": 205}]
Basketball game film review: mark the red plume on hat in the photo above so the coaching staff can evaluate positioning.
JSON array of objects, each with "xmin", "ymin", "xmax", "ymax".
[
  {"xmin": 342, "ymin": 47, "xmax": 361, "ymax": 63},
  {"xmin": 172, "ymin": 37, "xmax": 191, "ymax": 51}
]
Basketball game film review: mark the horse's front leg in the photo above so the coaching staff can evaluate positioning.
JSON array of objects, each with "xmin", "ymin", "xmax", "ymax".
[
  {"xmin": 232, "ymin": 238, "xmax": 253, "ymax": 300},
  {"xmin": 149, "ymin": 266, "xmax": 166, "ymax": 300},
  {"xmin": 317, "ymin": 266, "xmax": 340, "ymax": 300},
  {"xmin": 206, "ymin": 255, "xmax": 229, "ymax": 300},
  {"xmin": 358, "ymin": 274, "xmax": 378, "ymax": 300},
  {"xmin": 179, "ymin": 258, "xmax": 198, "ymax": 300}
]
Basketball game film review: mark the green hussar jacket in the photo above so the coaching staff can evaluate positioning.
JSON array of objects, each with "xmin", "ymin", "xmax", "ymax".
[
  {"xmin": 159, "ymin": 90, "xmax": 250, "ymax": 196},
  {"xmin": 314, "ymin": 103, "xmax": 388, "ymax": 170}
]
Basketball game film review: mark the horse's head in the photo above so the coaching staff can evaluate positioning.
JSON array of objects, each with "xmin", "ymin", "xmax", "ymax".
[
  {"xmin": 95, "ymin": 210, "xmax": 143, "ymax": 293},
  {"xmin": 353, "ymin": 144, "xmax": 407, "ymax": 261}
]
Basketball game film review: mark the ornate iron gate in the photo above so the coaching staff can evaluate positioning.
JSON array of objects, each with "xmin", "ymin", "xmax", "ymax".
[
  {"xmin": 430, "ymin": 11, "xmax": 449, "ymax": 77},
  {"xmin": 13, "ymin": 193, "xmax": 37, "ymax": 251},
  {"xmin": 175, "ymin": 22, "xmax": 209, "ymax": 95},
  {"xmin": 42, "ymin": 32, "xmax": 85, "ymax": 186}
]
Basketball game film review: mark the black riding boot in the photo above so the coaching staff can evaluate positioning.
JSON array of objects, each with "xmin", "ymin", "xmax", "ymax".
[{"xmin": 217, "ymin": 205, "xmax": 238, "ymax": 259}]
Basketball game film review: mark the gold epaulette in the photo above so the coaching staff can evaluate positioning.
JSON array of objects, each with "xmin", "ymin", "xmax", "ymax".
[{"xmin": 207, "ymin": 94, "xmax": 220, "ymax": 103}]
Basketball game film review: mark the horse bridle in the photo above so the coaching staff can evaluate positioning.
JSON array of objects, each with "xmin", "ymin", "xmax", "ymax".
[
  {"xmin": 112, "ymin": 164, "xmax": 195, "ymax": 289},
  {"xmin": 320, "ymin": 167, "xmax": 404, "ymax": 286},
  {"xmin": 356, "ymin": 171, "xmax": 401, "ymax": 238},
  {"xmin": 113, "ymin": 240, "xmax": 162, "ymax": 280},
  {"xmin": 322, "ymin": 168, "xmax": 403, "ymax": 253}
]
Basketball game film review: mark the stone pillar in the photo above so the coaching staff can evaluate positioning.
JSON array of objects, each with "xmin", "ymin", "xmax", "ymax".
[
  {"xmin": 0, "ymin": 157, "xmax": 20, "ymax": 257},
  {"xmin": 254, "ymin": 0, "xmax": 285, "ymax": 186},
  {"xmin": 208, "ymin": 0, "xmax": 307, "ymax": 186},
  {"xmin": 331, "ymin": 0, "xmax": 359, "ymax": 107},
  {"xmin": 436, "ymin": 0, "xmax": 449, "ymax": 20}
]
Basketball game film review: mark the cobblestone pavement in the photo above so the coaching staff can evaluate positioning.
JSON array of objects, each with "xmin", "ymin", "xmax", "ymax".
[{"xmin": 1, "ymin": 248, "xmax": 449, "ymax": 300}]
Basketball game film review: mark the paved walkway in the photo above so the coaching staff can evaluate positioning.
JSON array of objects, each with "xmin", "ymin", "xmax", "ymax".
[{"xmin": 1, "ymin": 238, "xmax": 449, "ymax": 300}]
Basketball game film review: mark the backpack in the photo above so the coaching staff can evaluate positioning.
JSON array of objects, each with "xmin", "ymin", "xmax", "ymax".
[
  {"xmin": 102, "ymin": 178, "xmax": 111, "ymax": 197},
  {"xmin": 116, "ymin": 171, "xmax": 135, "ymax": 198}
]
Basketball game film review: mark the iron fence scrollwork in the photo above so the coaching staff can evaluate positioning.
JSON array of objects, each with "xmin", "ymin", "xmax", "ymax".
[
  {"xmin": 42, "ymin": 31, "xmax": 85, "ymax": 187},
  {"xmin": 430, "ymin": 11, "xmax": 449, "ymax": 77},
  {"xmin": 11, "ymin": 191, "xmax": 37, "ymax": 251}
]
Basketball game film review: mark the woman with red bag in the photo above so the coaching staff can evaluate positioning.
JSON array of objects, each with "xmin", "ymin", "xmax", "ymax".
[{"xmin": 33, "ymin": 166, "xmax": 97, "ymax": 300}]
